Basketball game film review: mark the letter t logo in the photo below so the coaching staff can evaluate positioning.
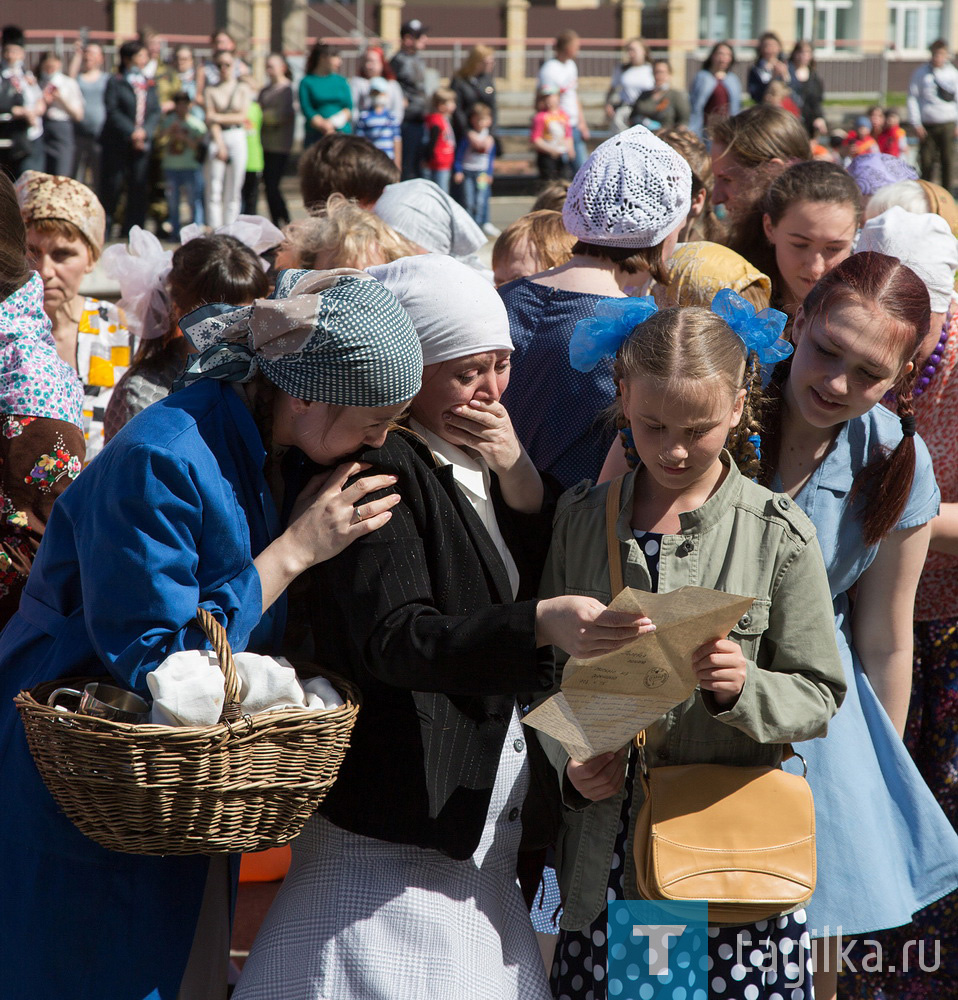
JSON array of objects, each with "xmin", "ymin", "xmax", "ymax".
[{"xmin": 632, "ymin": 924, "xmax": 687, "ymax": 976}]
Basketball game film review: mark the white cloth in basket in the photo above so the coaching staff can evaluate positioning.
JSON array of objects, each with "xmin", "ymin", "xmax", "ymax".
[{"xmin": 147, "ymin": 651, "xmax": 344, "ymax": 726}]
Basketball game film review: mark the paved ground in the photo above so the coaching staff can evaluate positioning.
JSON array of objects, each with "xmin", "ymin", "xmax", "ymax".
[{"xmin": 81, "ymin": 175, "xmax": 536, "ymax": 300}]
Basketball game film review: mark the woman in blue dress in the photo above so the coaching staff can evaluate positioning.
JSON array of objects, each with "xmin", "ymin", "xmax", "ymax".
[
  {"xmin": 759, "ymin": 252, "xmax": 958, "ymax": 1000},
  {"xmin": 0, "ymin": 268, "xmax": 423, "ymax": 1000}
]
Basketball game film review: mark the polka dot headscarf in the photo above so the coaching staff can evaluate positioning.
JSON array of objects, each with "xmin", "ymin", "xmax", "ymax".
[{"xmin": 179, "ymin": 268, "xmax": 423, "ymax": 407}]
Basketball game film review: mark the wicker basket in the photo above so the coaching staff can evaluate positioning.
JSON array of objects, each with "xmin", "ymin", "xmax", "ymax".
[{"xmin": 14, "ymin": 608, "xmax": 361, "ymax": 856}]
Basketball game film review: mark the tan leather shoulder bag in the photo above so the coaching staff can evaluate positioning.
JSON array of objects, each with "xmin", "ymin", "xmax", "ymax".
[{"xmin": 605, "ymin": 475, "xmax": 817, "ymax": 924}]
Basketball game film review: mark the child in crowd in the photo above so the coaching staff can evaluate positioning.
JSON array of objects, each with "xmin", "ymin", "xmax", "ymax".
[
  {"xmin": 355, "ymin": 76, "xmax": 402, "ymax": 167},
  {"xmin": 841, "ymin": 115, "xmax": 880, "ymax": 159},
  {"xmin": 453, "ymin": 102, "xmax": 496, "ymax": 231},
  {"xmin": 298, "ymin": 133, "xmax": 400, "ymax": 210},
  {"xmin": 531, "ymin": 85, "xmax": 573, "ymax": 181},
  {"xmin": 532, "ymin": 179, "xmax": 571, "ymax": 212},
  {"xmin": 878, "ymin": 106, "xmax": 909, "ymax": 158},
  {"xmin": 762, "ymin": 78, "xmax": 801, "ymax": 117},
  {"xmin": 541, "ymin": 295, "xmax": 844, "ymax": 1000},
  {"xmin": 104, "ymin": 234, "xmax": 268, "ymax": 439},
  {"xmin": 501, "ymin": 125, "xmax": 692, "ymax": 488},
  {"xmin": 423, "ymin": 87, "xmax": 457, "ymax": 192},
  {"xmin": 491, "ymin": 209, "xmax": 575, "ymax": 286},
  {"xmin": 276, "ymin": 192, "xmax": 419, "ymax": 271},
  {"xmin": 155, "ymin": 91, "xmax": 207, "ymax": 241}
]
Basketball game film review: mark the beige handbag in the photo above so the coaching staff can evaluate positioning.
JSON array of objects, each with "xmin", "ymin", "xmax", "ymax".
[{"xmin": 604, "ymin": 476, "xmax": 817, "ymax": 924}]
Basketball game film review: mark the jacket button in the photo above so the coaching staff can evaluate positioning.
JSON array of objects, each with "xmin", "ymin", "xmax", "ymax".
[
  {"xmin": 539, "ymin": 676, "xmax": 552, "ymax": 689},
  {"xmin": 778, "ymin": 497, "xmax": 790, "ymax": 510},
  {"xmin": 513, "ymin": 738, "xmax": 525, "ymax": 753},
  {"xmin": 508, "ymin": 807, "xmax": 520, "ymax": 821},
  {"xmin": 656, "ymin": 749, "xmax": 669, "ymax": 761},
  {"xmin": 738, "ymin": 613, "xmax": 751, "ymax": 629},
  {"xmin": 681, "ymin": 538, "xmax": 694, "ymax": 554}
]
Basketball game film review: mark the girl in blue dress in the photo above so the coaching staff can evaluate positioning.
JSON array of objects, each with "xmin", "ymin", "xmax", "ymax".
[
  {"xmin": 759, "ymin": 252, "xmax": 958, "ymax": 1000},
  {"xmin": 0, "ymin": 269, "xmax": 423, "ymax": 1000}
]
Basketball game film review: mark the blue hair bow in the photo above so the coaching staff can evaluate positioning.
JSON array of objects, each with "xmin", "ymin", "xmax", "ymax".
[
  {"xmin": 710, "ymin": 288, "xmax": 792, "ymax": 365},
  {"xmin": 569, "ymin": 296, "xmax": 659, "ymax": 373}
]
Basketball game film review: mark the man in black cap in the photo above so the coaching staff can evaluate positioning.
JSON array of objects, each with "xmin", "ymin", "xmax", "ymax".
[
  {"xmin": 390, "ymin": 19, "xmax": 429, "ymax": 180},
  {"xmin": 0, "ymin": 26, "xmax": 43, "ymax": 179}
]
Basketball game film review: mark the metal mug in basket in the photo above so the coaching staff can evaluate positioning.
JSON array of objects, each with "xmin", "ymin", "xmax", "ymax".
[{"xmin": 48, "ymin": 681, "xmax": 150, "ymax": 724}]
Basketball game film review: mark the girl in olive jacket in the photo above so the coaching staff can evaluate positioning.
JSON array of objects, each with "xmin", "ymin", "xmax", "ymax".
[{"xmin": 539, "ymin": 297, "xmax": 845, "ymax": 1000}]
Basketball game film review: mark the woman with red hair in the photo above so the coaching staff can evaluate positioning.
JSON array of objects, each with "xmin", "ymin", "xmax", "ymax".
[
  {"xmin": 349, "ymin": 45, "xmax": 404, "ymax": 125},
  {"xmin": 759, "ymin": 252, "xmax": 958, "ymax": 1000}
]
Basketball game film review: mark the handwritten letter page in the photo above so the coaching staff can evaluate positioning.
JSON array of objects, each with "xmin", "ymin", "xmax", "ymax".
[{"xmin": 525, "ymin": 586, "xmax": 753, "ymax": 761}]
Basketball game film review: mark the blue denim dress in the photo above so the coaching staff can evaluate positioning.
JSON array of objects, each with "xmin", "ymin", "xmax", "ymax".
[{"xmin": 780, "ymin": 402, "xmax": 958, "ymax": 936}]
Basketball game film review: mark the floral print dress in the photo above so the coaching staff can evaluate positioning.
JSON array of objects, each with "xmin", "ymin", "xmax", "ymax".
[
  {"xmin": 0, "ymin": 414, "xmax": 83, "ymax": 624},
  {"xmin": 0, "ymin": 273, "xmax": 85, "ymax": 627}
]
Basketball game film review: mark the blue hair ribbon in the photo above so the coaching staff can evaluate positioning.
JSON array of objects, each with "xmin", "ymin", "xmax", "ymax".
[
  {"xmin": 710, "ymin": 288, "xmax": 792, "ymax": 366},
  {"xmin": 568, "ymin": 296, "xmax": 659, "ymax": 373}
]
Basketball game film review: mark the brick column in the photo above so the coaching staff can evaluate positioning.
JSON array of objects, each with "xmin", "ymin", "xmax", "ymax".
[
  {"xmin": 112, "ymin": 0, "xmax": 138, "ymax": 41},
  {"xmin": 250, "ymin": 0, "xmax": 270, "ymax": 85},
  {"xmin": 620, "ymin": 0, "xmax": 644, "ymax": 43},
  {"xmin": 764, "ymin": 4, "xmax": 793, "ymax": 50},
  {"xmin": 668, "ymin": 0, "xmax": 695, "ymax": 88},
  {"xmin": 505, "ymin": 0, "xmax": 529, "ymax": 89},
  {"xmin": 380, "ymin": 0, "xmax": 405, "ymax": 49}
]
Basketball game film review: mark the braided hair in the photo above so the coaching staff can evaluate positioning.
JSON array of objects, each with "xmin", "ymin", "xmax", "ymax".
[{"xmin": 611, "ymin": 306, "xmax": 761, "ymax": 478}]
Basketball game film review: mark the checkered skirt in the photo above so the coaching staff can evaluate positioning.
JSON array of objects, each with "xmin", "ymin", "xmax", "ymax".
[{"xmin": 234, "ymin": 709, "xmax": 552, "ymax": 1000}]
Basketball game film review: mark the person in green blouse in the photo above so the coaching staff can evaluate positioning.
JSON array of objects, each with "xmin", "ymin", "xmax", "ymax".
[
  {"xmin": 241, "ymin": 99, "xmax": 264, "ymax": 214},
  {"xmin": 300, "ymin": 43, "xmax": 352, "ymax": 147}
]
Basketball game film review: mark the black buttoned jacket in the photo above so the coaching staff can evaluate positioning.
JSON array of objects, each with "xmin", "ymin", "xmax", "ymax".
[{"xmin": 292, "ymin": 428, "xmax": 557, "ymax": 860}]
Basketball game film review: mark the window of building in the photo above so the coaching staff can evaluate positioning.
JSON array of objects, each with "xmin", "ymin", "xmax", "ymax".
[
  {"xmin": 889, "ymin": 2, "xmax": 947, "ymax": 55},
  {"xmin": 699, "ymin": 0, "xmax": 758, "ymax": 43},
  {"xmin": 795, "ymin": 0, "xmax": 859, "ymax": 54}
]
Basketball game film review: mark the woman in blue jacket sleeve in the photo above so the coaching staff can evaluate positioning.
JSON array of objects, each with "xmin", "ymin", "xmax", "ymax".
[
  {"xmin": 0, "ymin": 267, "xmax": 423, "ymax": 1000},
  {"xmin": 689, "ymin": 40, "xmax": 742, "ymax": 137}
]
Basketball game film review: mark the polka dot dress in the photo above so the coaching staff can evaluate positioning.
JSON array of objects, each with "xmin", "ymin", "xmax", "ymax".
[{"xmin": 550, "ymin": 532, "xmax": 815, "ymax": 1000}]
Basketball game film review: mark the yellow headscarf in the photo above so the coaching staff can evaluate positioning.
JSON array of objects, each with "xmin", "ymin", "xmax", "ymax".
[{"xmin": 653, "ymin": 241, "xmax": 772, "ymax": 311}]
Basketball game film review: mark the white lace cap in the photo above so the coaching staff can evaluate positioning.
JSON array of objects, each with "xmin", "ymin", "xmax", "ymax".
[{"xmin": 563, "ymin": 124, "xmax": 692, "ymax": 249}]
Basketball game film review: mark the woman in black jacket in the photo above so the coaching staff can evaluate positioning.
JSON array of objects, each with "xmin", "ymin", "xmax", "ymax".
[
  {"xmin": 99, "ymin": 39, "xmax": 160, "ymax": 237},
  {"xmin": 788, "ymin": 39, "xmax": 827, "ymax": 137},
  {"xmin": 235, "ymin": 255, "xmax": 650, "ymax": 1000},
  {"xmin": 450, "ymin": 44, "xmax": 497, "ymax": 142}
]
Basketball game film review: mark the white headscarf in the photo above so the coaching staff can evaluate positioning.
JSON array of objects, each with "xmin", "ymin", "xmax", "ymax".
[
  {"xmin": 373, "ymin": 179, "xmax": 486, "ymax": 258},
  {"xmin": 857, "ymin": 206, "xmax": 958, "ymax": 313},
  {"xmin": 367, "ymin": 254, "xmax": 513, "ymax": 366}
]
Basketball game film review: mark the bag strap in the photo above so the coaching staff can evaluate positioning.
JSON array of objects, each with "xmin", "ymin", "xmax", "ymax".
[{"xmin": 606, "ymin": 475, "xmax": 626, "ymax": 598}]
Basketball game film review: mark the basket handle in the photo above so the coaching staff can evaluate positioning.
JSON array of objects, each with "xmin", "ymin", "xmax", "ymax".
[{"xmin": 193, "ymin": 607, "xmax": 242, "ymax": 723}]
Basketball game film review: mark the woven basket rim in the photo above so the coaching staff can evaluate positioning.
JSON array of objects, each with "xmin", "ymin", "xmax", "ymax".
[{"xmin": 16, "ymin": 664, "xmax": 361, "ymax": 738}]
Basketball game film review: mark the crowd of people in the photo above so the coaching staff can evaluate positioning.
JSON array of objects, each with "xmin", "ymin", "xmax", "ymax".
[
  {"xmin": 0, "ymin": 20, "xmax": 503, "ymax": 243},
  {"xmin": 1, "ymin": 20, "xmax": 958, "ymax": 1000},
  {"xmin": 528, "ymin": 30, "xmax": 958, "ymax": 198}
]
